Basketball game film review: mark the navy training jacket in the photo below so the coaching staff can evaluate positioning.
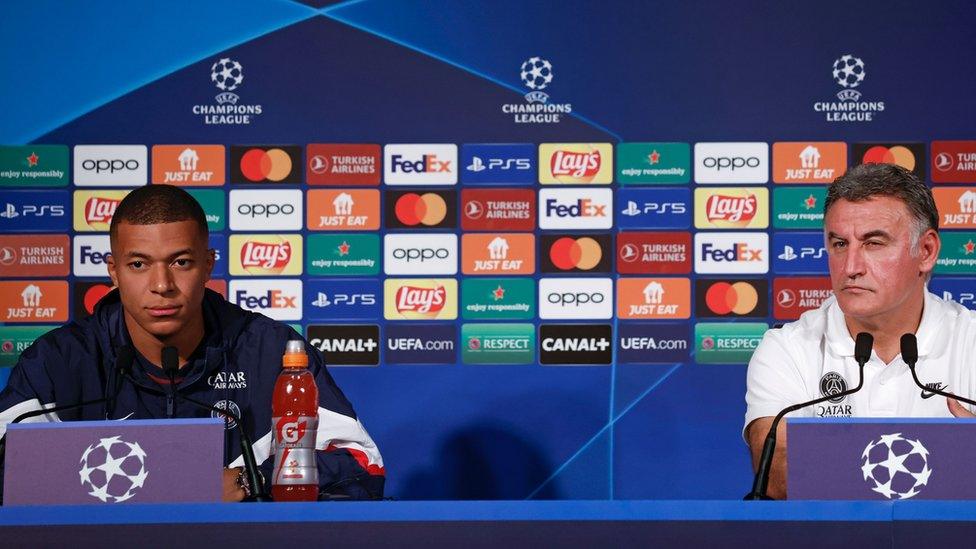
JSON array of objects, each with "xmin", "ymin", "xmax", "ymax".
[{"xmin": 0, "ymin": 288, "xmax": 385, "ymax": 500}]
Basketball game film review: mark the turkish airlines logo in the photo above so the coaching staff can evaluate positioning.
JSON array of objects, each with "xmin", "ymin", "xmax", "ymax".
[
  {"xmin": 616, "ymin": 232, "xmax": 692, "ymax": 274},
  {"xmin": 460, "ymin": 189, "xmax": 535, "ymax": 231},
  {"xmin": 931, "ymin": 141, "xmax": 976, "ymax": 184},
  {"xmin": 306, "ymin": 144, "xmax": 380, "ymax": 186}
]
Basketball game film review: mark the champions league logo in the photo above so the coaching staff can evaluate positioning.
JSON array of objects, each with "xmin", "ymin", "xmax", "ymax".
[
  {"xmin": 192, "ymin": 57, "xmax": 264, "ymax": 125},
  {"xmin": 812, "ymin": 54, "xmax": 885, "ymax": 122},
  {"xmin": 502, "ymin": 57, "xmax": 572, "ymax": 124},
  {"xmin": 860, "ymin": 433, "xmax": 933, "ymax": 499},
  {"xmin": 78, "ymin": 436, "xmax": 149, "ymax": 503}
]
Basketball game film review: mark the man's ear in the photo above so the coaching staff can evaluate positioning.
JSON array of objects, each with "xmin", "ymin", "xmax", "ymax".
[
  {"xmin": 918, "ymin": 229, "xmax": 940, "ymax": 276},
  {"xmin": 106, "ymin": 248, "xmax": 119, "ymax": 287}
]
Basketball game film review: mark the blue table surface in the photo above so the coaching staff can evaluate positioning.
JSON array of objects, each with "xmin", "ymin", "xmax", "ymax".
[{"xmin": 0, "ymin": 500, "xmax": 974, "ymax": 526}]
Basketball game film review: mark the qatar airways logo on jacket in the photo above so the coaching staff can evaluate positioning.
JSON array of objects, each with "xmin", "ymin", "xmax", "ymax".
[
  {"xmin": 229, "ymin": 279, "xmax": 302, "ymax": 320},
  {"xmin": 207, "ymin": 371, "xmax": 247, "ymax": 389}
]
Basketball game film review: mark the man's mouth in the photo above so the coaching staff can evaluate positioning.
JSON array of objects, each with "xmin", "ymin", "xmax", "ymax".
[
  {"xmin": 147, "ymin": 306, "xmax": 181, "ymax": 317},
  {"xmin": 842, "ymin": 286, "xmax": 871, "ymax": 294}
]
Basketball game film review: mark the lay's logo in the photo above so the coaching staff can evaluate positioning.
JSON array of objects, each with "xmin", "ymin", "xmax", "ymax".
[
  {"xmin": 86, "ymin": 198, "xmax": 119, "ymax": 223},
  {"xmin": 706, "ymin": 194, "xmax": 756, "ymax": 223},
  {"xmin": 551, "ymin": 150, "xmax": 600, "ymax": 178},
  {"xmin": 539, "ymin": 143, "xmax": 613, "ymax": 184},
  {"xmin": 694, "ymin": 188, "xmax": 768, "ymax": 230},
  {"xmin": 73, "ymin": 191, "xmax": 130, "ymax": 232},
  {"xmin": 229, "ymin": 234, "xmax": 302, "ymax": 276},
  {"xmin": 384, "ymin": 279, "xmax": 457, "ymax": 320}
]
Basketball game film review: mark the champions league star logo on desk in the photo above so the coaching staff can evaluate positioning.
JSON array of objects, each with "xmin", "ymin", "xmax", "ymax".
[
  {"xmin": 860, "ymin": 433, "xmax": 932, "ymax": 500},
  {"xmin": 78, "ymin": 436, "xmax": 149, "ymax": 503}
]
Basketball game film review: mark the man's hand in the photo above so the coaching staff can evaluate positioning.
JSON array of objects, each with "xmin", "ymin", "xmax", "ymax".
[
  {"xmin": 948, "ymin": 398, "xmax": 976, "ymax": 418},
  {"xmin": 223, "ymin": 467, "xmax": 246, "ymax": 502},
  {"xmin": 746, "ymin": 417, "xmax": 787, "ymax": 500}
]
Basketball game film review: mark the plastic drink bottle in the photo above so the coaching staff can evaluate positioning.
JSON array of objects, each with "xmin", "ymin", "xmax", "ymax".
[{"xmin": 271, "ymin": 340, "xmax": 319, "ymax": 501}]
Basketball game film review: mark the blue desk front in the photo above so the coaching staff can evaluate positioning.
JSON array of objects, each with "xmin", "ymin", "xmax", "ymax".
[{"xmin": 1, "ymin": 500, "xmax": 974, "ymax": 547}]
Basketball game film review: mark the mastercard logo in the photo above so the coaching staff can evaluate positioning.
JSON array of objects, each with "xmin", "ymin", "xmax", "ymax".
[
  {"xmin": 239, "ymin": 148, "xmax": 294, "ymax": 182},
  {"xmin": 861, "ymin": 145, "xmax": 916, "ymax": 171},
  {"xmin": 549, "ymin": 237, "xmax": 603, "ymax": 271},
  {"xmin": 394, "ymin": 192, "xmax": 448, "ymax": 226},
  {"xmin": 84, "ymin": 284, "xmax": 113, "ymax": 315},
  {"xmin": 704, "ymin": 281, "xmax": 759, "ymax": 315}
]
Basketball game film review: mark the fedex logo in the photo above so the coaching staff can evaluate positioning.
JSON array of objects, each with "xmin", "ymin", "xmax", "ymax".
[
  {"xmin": 694, "ymin": 233, "xmax": 769, "ymax": 274},
  {"xmin": 384, "ymin": 144, "xmax": 457, "ymax": 185},
  {"xmin": 229, "ymin": 279, "xmax": 302, "ymax": 320},
  {"xmin": 390, "ymin": 154, "xmax": 451, "ymax": 173},
  {"xmin": 73, "ymin": 235, "xmax": 112, "ymax": 276},
  {"xmin": 539, "ymin": 189, "xmax": 613, "ymax": 229}
]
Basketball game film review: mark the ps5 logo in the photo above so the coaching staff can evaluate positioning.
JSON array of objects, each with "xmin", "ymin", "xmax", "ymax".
[
  {"xmin": 466, "ymin": 156, "xmax": 532, "ymax": 172},
  {"xmin": 310, "ymin": 292, "xmax": 377, "ymax": 307},
  {"xmin": 777, "ymin": 245, "xmax": 826, "ymax": 261},
  {"xmin": 620, "ymin": 201, "xmax": 686, "ymax": 216}
]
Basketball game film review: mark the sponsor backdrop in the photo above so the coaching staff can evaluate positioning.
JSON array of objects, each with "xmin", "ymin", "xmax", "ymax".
[{"xmin": 2, "ymin": 0, "xmax": 976, "ymax": 500}]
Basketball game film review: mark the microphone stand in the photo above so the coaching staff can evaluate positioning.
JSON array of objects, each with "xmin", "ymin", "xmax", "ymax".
[{"xmin": 744, "ymin": 333, "xmax": 873, "ymax": 500}]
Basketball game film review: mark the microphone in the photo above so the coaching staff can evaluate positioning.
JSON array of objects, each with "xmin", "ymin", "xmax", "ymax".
[
  {"xmin": 160, "ymin": 346, "xmax": 270, "ymax": 502},
  {"xmin": 900, "ymin": 333, "xmax": 976, "ymax": 408},
  {"xmin": 0, "ymin": 345, "xmax": 136, "ymax": 471},
  {"xmin": 744, "ymin": 332, "xmax": 874, "ymax": 500}
]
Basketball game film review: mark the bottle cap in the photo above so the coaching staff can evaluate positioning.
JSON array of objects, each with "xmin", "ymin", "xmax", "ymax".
[{"xmin": 282, "ymin": 340, "xmax": 308, "ymax": 368}]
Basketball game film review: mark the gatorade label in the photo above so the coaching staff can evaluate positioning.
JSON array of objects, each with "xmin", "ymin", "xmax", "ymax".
[{"xmin": 272, "ymin": 415, "xmax": 319, "ymax": 485}]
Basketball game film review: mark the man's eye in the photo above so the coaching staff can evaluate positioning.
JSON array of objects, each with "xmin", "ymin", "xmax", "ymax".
[
  {"xmin": 174, "ymin": 259, "xmax": 192, "ymax": 268},
  {"xmin": 831, "ymin": 241, "xmax": 846, "ymax": 249}
]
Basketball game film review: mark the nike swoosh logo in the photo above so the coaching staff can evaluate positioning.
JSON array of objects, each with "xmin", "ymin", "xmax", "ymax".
[
  {"xmin": 921, "ymin": 383, "xmax": 948, "ymax": 399},
  {"xmin": 117, "ymin": 412, "xmax": 135, "ymax": 420}
]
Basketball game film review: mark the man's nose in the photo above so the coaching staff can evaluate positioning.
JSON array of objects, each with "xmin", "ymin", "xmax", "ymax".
[
  {"xmin": 844, "ymin": 244, "xmax": 866, "ymax": 278},
  {"xmin": 149, "ymin": 263, "xmax": 175, "ymax": 293}
]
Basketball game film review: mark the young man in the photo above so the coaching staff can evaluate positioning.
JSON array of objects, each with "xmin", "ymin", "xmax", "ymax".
[
  {"xmin": 0, "ymin": 185, "xmax": 384, "ymax": 501},
  {"xmin": 745, "ymin": 163, "xmax": 976, "ymax": 499}
]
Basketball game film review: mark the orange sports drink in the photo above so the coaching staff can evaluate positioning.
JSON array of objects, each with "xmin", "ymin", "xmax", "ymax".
[{"xmin": 271, "ymin": 340, "xmax": 319, "ymax": 501}]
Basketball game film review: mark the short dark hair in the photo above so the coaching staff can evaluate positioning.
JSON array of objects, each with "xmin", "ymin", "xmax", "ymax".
[
  {"xmin": 109, "ymin": 184, "xmax": 209, "ymax": 242},
  {"xmin": 824, "ymin": 163, "xmax": 939, "ymax": 241}
]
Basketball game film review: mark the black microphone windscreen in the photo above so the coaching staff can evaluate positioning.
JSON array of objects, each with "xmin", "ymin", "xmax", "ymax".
[
  {"xmin": 161, "ymin": 346, "xmax": 179, "ymax": 374},
  {"xmin": 854, "ymin": 332, "xmax": 874, "ymax": 364},
  {"xmin": 900, "ymin": 333, "xmax": 919, "ymax": 365}
]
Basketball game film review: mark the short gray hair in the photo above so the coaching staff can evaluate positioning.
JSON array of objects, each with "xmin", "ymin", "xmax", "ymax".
[{"xmin": 824, "ymin": 163, "xmax": 938, "ymax": 251}]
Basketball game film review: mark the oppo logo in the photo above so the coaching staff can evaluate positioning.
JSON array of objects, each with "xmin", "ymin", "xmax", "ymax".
[
  {"xmin": 81, "ymin": 159, "xmax": 140, "ymax": 173},
  {"xmin": 237, "ymin": 203, "xmax": 294, "ymax": 217},
  {"xmin": 546, "ymin": 291, "xmax": 605, "ymax": 306},
  {"xmin": 702, "ymin": 156, "xmax": 760, "ymax": 171},
  {"xmin": 391, "ymin": 247, "xmax": 450, "ymax": 262}
]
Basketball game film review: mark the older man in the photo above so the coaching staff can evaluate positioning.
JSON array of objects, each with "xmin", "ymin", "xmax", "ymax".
[{"xmin": 745, "ymin": 163, "xmax": 976, "ymax": 499}]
